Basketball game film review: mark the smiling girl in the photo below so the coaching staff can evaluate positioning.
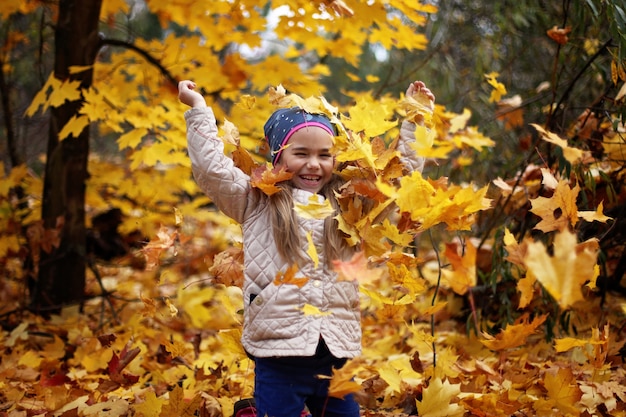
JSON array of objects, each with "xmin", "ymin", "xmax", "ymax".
[{"xmin": 179, "ymin": 80, "xmax": 434, "ymax": 417}]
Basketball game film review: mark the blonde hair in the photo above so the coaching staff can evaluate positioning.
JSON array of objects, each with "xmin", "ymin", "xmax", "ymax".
[{"xmin": 269, "ymin": 175, "xmax": 358, "ymax": 268}]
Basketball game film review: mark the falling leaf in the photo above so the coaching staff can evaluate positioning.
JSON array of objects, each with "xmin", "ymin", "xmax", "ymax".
[
  {"xmin": 300, "ymin": 304, "xmax": 331, "ymax": 316},
  {"xmin": 485, "ymin": 72, "xmax": 507, "ymax": 103},
  {"xmin": 531, "ymin": 124, "xmax": 583, "ymax": 164},
  {"xmin": 578, "ymin": 201, "xmax": 612, "ymax": 223},
  {"xmin": 274, "ymin": 263, "xmax": 309, "ymax": 288},
  {"xmin": 481, "ymin": 314, "xmax": 547, "ymax": 351},
  {"xmin": 529, "ymin": 180, "xmax": 580, "ymax": 232},
  {"xmin": 210, "ymin": 247, "xmax": 244, "ymax": 287},
  {"xmin": 58, "ymin": 114, "xmax": 89, "ymax": 140},
  {"xmin": 294, "ymin": 194, "xmax": 335, "ymax": 220},
  {"xmin": 332, "ymin": 251, "xmax": 382, "ymax": 285},
  {"xmin": 305, "ymin": 231, "xmax": 319, "ymax": 268},
  {"xmin": 220, "ymin": 118, "xmax": 240, "ymax": 146},
  {"xmin": 250, "ymin": 163, "xmax": 293, "ymax": 195},
  {"xmin": 441, "ymin": 241, "xmax": 477, "ymax": 296},
  {"xmin": 547, "ymin": 25, "xmax": 572, "ymax": 45},
  {"xmin": 341, "ymin": 97, "xmax": 397, "ymax": 138},
  {"xmin": 523, "ymin": 229, "xmax": 599, "ymax": 309},
  {"xmin": 321, "ymin": 362, "xmax": 362, "ymax": 399}
]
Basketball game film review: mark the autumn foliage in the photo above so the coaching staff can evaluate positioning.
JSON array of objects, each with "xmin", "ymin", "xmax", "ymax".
[{"xmin": 1, "ymin": 1, "xmax": 626, "ymax": 416}]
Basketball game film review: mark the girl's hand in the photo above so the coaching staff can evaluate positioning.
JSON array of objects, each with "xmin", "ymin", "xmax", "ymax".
[
  {"xmin": 178, "ymin": 80, "xmax": 207, "ymax": 108},
  {"xmin": 406, "ymin": 81, "xmax": 435, "ymax": 110}
]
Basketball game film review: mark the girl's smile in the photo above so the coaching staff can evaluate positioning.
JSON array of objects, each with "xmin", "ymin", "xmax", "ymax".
[{"xmin": 275, "ymin": 126, "xmax": 335, "ymax": 194}]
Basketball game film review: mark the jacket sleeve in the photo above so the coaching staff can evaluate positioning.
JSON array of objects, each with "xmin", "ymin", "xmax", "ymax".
[
  {"xmin": 185, "ymin": 106, "xmax": 253, "ymax": 223},
  {"xmin": 396, "ymin": 120, "xmax": 425, "ymax": 174}
]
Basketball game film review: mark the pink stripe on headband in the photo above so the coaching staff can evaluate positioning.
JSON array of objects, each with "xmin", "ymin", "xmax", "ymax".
[{"xmin": 273, "ymin": 121, "xmax": 334, "ymax": 163}]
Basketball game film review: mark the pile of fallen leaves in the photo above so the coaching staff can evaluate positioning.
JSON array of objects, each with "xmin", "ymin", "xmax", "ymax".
[{"xmin": 2, "ymin": 260, "xmax": 626, "ymax": 417}]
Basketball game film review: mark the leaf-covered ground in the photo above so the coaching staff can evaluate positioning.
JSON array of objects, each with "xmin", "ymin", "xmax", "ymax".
[{"xmin": 2, "ymin": 247, "xmax": 626, "ymax": 417}]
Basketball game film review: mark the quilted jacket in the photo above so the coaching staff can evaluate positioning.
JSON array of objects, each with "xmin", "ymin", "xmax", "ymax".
[{"xmin": 185, "ymin": 107, "xmax": 424, "ymax": 358}]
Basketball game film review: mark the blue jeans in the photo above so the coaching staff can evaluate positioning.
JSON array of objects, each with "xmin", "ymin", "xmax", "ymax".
[{"xmin": 253, "ymin": 340, "xmax": 360, "ymax": 417}]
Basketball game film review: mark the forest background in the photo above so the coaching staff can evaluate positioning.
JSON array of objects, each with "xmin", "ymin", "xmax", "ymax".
[{"xmin": 1, "ymin": 0, "xmax": 626, "ymax": 416}]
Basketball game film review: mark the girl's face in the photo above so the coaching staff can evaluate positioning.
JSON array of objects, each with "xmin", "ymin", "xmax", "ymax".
[{"xmin": 275, "ymin": 126, "xmax": 334, "ymax": 194}]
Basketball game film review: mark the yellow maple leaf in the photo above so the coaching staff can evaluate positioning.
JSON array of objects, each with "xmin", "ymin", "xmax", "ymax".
[
  {"xmin": 321, "ymin": 361, "xmax": 362, "ymax": 399},
  {"xmin": 523, "ymin": 229, "xmax": 599, "ymax": 309},
  {"xmin": 578, "ymin": 201, "xmax": 613, "ymax": 223},
  {"xmin": 134, "ymin": 390, "xmax": 164, "ymax": 417},
  {"xmin": 480, "ymin": 314, "xmax": 547, "ymax": 351},
  {"xmin": 415, "ymin": 377, "xmax": 465, "ymax": 417},
  {"xmin": 294, "ymin": 194, "xmax": 335, "ymax": 220},
  {"xmin": 334, "ymin": 131, "xmax": 378, "ymax": 170},
  {"xmin": 58, "ymin": 114, "xmax": 89, "ymax": 141},
  {"xmin": 485, "ymin": 72, "xmax": 507, "ymax": 103},
  {"xmin": 388, "ymin": 262, "xmax": 426, "ymax": 295},
  {"xmin": 73, "ymin": 337, "xmax": 112, "ymax": 372},
  {"xmin": 530, "ymin": 180, "xmax": 580, "ymax": 232},
  {"xmin": 341, "ymin": 97, "xmax": 397, "ymax": 138},
  {"xmin": 540, "ymin": 367, "xmax": 582, "ymax": 416},
  {"xmin": 531, "ymin": 123, "xmax": 584, "ymax": 164},
  {"xmin": 49, "ymin": 78, "xmax": 82, "ymax": 108},
  {"xmin": 163, "ymin": 339, "xmax": 191, "ymax": 359},
  {"xmin": 159, "ymin": 385, "xmax": 202, "ymax": 417}
]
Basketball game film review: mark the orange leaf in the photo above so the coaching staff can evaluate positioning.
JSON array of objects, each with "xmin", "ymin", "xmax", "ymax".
[
  {"xmin": 210, "ymin": 247, "xmax": 244, "ymax": 287},
  {"xmin": 274, "ymin": 263, "xmax": 309, "ymax": 288},
  {"xmin": 547, "ymin": 25, "xmax": 571, "ymax": 45},
  {"xmin": 441, "ymin": 241, "xmax": 477, "ymax": 296},
  {"xmin": 480, "ymin": 313, "xmax": 547, "ymax": 351},
  {"xmin": 332, "ymin": 251, "xmax": 382, "ymax": 285},
  {"xmin": 250, "ymin": 163, "xmax": 292, "ymax": 196}
]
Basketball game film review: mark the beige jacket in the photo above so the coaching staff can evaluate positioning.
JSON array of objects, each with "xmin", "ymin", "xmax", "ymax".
[{"xmin": 185, "ymin": 107, "xmax": 423, "ymax": 358}]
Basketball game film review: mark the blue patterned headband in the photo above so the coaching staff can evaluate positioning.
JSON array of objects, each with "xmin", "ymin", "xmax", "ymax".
[{"xmin": 264, "ymin": 107, "xmax": 335, "ymax": 165}]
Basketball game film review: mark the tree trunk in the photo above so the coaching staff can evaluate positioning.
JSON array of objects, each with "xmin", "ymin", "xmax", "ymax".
[{"xmin": 31, "ymin": 0, "xmax": 103, "ymax": 313}]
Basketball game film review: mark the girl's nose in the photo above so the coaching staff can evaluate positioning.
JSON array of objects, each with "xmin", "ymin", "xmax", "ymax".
[{"xmin": 307, "ymin": 157, "xmax": 321, "ymax": 169}]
